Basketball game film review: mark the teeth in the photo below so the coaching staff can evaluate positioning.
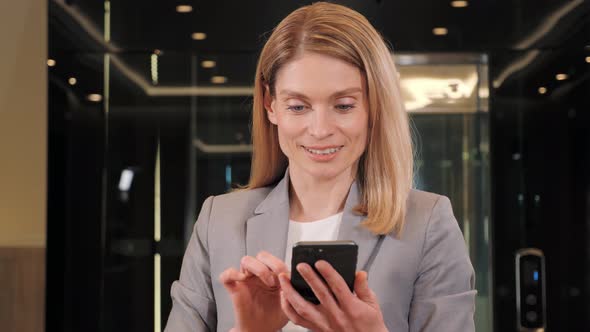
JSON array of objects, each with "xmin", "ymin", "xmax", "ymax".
[{"xmin": 304, "ymin": 146, "xmax": 342, "ymax": 155}]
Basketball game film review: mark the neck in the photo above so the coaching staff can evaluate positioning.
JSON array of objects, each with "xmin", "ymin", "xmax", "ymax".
[{"xmin": 288, "ymin": 166, "xmax": 355, "ymax": 222}]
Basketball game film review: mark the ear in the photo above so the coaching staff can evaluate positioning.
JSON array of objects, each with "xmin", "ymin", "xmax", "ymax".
[{"xmin": 263, "ymin": 84, "xmax": 278, "ymax": 125}]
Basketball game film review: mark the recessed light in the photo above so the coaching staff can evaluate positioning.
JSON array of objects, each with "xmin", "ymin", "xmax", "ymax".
[
  {"xmin": 555, "ymin": 73, "xmax": 568, "ymax": 81},
  {"xmin": 585, "ymin": 56, "xmax": 590, "ymax": 63},
  {"xmin": 192, "ymin": 32, "xmax": 207, "ymax": 40},
  {"xmin": 47, "ymin": 59, "xmax": 56, "ymax": 67},
  {"xmin": 433, "ymin": 27, "xmax": 448, "ymax": 36},
  {"xmin": 176, "ymin": 5, "xmax": 192, "ymax": 13},
  {"xmin": 538, "ymin": 87, "xmax": 547, "ymax": 95},
  {"xmin": 87, "ymin": 94, "xmax": 103, "ymax": 102},
  {"xmin": 68, "ymin": 77, "xmax": 77, "ymax": 85},
  {"xmin": 451, "ymin": 1, "xmax": 468, "ymax": 8},
  {"xmin": 211, "ymin": 76, "xmax": 227, "ymax": 84},
  {"xmin": 201, "ymin": 60, "xmax": 216, "ymax": 68}
]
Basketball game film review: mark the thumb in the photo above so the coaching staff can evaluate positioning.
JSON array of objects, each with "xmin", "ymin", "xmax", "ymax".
[{"xmin": 354, "ymin": 271, "xmax": 376, "ymax": 302}]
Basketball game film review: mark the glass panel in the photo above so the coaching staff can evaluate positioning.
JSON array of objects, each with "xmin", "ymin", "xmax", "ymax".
[
  {"xmin": 402, "ymin": 54, "xmax": 492, "ymax": 332},
  {"xmin": 412, "ymin": 112, "xmax": 491, "ymax": 331}
]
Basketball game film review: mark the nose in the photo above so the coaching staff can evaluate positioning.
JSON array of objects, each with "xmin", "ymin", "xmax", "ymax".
[{"xmin": 308, "ymin": 108, "xmax": 334, "ymax": 140}]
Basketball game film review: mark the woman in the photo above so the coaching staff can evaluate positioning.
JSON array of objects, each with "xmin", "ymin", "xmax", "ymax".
[{"xmin": 165, "ymin": 2, "xmax": 476, "ymax": 332}]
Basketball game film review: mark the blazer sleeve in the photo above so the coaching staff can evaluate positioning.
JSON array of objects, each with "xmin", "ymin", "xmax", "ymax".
[
  {"xmin": 164, "ymin": 196, "xmax": 217, "ymax": 332},
  {"xmin": 408, "ymin": 196, "xmax": 477, "ymax": 332}
]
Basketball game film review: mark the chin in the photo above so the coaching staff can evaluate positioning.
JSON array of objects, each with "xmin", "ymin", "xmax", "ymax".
[{"xmin": 304, "ymin": 164, "xmax": 350, "ymax": 181}]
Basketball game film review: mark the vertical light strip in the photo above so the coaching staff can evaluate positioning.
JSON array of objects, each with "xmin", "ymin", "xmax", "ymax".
[
  {"xmin": 155, "ymin": 140, "xmax": 161, "ymax": 242},
  {"xmin": 104, "ymin": 0, "xmax": 110, "ymax": 116},
  {"xmin": 184, "ymin": 56, "xmax": 199, "ymax": 246},
  {"xmin": 225, "ymin": 164, "xmax": 232, "ymax": 190},
  {"xmin": 151, "ymin": 54, "xmax": 159, "ymax": 85},
  {"xmin": 462, "ymin": 115, "xmax": 470, "ymax": 249},
  {"xmin": 99, "ymin": 3, "xmax": 111, "ymax": 331},
  {"xmin": 154, "ymin": 253, "xmax": 161, "ymax": 332},
  {"xmin": 154, "ymin": 139, "xmax": 161, "ymax": 332},
  {"xmin": 104, "ymin": 1, "xmax": 111, "ymax": 42}
]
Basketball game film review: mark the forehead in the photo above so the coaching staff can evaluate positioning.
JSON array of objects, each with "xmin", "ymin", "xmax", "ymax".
[{"xmin": 274, "ymin": 52, "xmax": 365, "ymax": 97}]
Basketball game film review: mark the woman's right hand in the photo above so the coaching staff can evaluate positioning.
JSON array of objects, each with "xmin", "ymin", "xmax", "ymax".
[{"xmin": 220, "ymin": 251, "xmax": 289, "ymax": 332}]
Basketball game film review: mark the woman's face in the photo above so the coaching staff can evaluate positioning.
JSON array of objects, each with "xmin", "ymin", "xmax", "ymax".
[{"xmin": 266, "ymin": 52, "xmax": 369, "ymax": 182}]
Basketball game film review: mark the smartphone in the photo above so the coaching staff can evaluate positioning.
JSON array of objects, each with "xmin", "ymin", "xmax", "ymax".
[{"xmin": 290, "ymin": 240, "xmax": 358, "ymax": 304}]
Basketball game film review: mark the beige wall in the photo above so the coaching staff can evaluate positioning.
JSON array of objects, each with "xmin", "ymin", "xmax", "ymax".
[
  {"xmin": 0, "ymin": 1, "xmax": 47, "ymax": 331},
  {"xmin": 0, "ymin": 0, "xmax": 47, "ymax": 248}
]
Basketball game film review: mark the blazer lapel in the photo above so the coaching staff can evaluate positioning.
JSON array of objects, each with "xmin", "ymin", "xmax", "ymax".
[
  {"xmin": 245, "ymin": 171, "xmax": 290, "ymax": 260},
  {"xmin": 337, "ymin": 181, "xmax": 381, "ymax": 272}
]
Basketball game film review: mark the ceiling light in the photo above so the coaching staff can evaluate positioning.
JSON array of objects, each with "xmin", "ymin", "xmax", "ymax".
[
  {"xmin": 201, "ymin": 60, "xmax": 216, "ymax": 68},
  {"xmin": 176, "ymin": 5, "xmax": 192, "ymax": 13},
  {"xmin": 87, "ymin": 94, "xmax": 103, "ymax": 102},
  {"xmin": 451, "ymin": 1, "xmax": 468, "ymax": 8},
  {"xmin": 192, "ymin": 32, "xmax": 207, "ymax": 40},
  {"xmin": 433, "ymin": 27, "xmax": 448, "ymax": 36},
  {"xmin": 47, "ymin": 59, "xmax": 56, "ymax": 67},
  {"xmin": 68, "ymin": 77, "xmax": 77, "ymax": 85},
  {"xmin": 585, "ymin": 56, "xmax": 590, "ymax": 63},
  {"xmin": 555, "ymin": 73, "xmax": 568, "ymax": 81},
  {"xmin": 538, "ymin": 87, "xmax": 547, "ymax": 94},
  {"xmin": 211, "ymin": 76, "xmax": 227, "ymax": 84}
]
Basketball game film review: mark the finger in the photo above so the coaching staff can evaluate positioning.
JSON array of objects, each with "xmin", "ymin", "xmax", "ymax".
[
  {"xmin": 219, "ymin": 267, "xmax": 247, "ymax": 284},
  {"xmin": 278, "ymin": 273, "xmax": 326, "ymax": 324},
  {"xmin": 314, "ymin": 260, "xmax": 355, "ymax": 304},
  {"xmin": 296, "ymin": 263, "xmax": 339, "ymax": 310},
  {"xmin": 279, "ymin": 276, "xmax": 330, "ymax": 331},
  {"xmin": 256, "ymin": 251, "xmax": 289, "ymax": 274},
  {"xmin": 353, "ymin": 271, "xmax": 377, "ymax": 303},
  {"xmin": 280, "ymin": 290, "xmax": 315, "ymax": 330},
  {"xmin": 219, "ymin": 268, "xmax": 247, "ymax": 293},
  {"xmin": 240, "ymin": 255, "xmax": 278, "ymax": 288}
]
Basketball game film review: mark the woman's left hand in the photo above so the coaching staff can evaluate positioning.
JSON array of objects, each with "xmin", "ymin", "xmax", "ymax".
[{"xmin": 278, "ymin": 260, "xmax": 388, "ymax": 332}]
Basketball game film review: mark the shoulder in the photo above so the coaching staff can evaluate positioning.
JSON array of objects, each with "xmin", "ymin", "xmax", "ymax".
[
  {"xmin": 405, "ymin": 189, "xmax": 453, "ymax": 225},
  {"xmin": 406, "ymin": 189, "xmax": 446, "ymax": 215},
  {"xmin": 402, "ymin": 189, "xmax": 457, "ymax": 243},
  {"xmin": 209, "ymin": 187, "xmax": 272, "ymax": 211},
  {"xmin": 200, "ymin": 186, "xmax": 273, "ymax": 226}
]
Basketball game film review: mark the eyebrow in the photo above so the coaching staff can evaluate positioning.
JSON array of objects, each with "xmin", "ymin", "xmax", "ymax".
[{"xmin": 278, "ymin": 87, "xmax": 363, "ymax": 100}]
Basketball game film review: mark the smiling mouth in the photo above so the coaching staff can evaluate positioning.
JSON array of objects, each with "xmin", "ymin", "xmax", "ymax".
[{"xmin": 302, "ymin": 146, "xmax": 344, "ymax": 155}]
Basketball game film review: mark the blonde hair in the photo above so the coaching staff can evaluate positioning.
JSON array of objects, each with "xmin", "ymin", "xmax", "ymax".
[{"xmin": 246, "ymin": 2, "xmax": 413, "ymax": 236}]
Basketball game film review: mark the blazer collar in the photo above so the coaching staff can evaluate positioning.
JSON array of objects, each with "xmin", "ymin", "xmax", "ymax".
[
  {"xmin": 246, "ymin": 169, "xmax": 291, "ymax": 260},
  {"xmin": 246, "ymin": 168, "xmax": 381, "ymax": 272}
]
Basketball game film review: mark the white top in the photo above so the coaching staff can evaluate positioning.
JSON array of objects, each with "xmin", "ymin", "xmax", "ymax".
[{"xmin": 282, "ymin": 212, "xmax": 343, "ymax": 332}]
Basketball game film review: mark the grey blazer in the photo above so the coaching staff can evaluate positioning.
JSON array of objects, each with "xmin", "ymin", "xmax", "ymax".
[{"xmin": 165, "ymin": 172, "xmax": 477, "ymax": 332}]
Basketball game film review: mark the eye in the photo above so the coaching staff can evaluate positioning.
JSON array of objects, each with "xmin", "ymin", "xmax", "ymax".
[
  {"xmin": 336, "ymin": 104, "xmax": 355, "ymax": 111},
  {"xmin": 287, "ymin": 105, "xmax": 307, "ymax": 112}
]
